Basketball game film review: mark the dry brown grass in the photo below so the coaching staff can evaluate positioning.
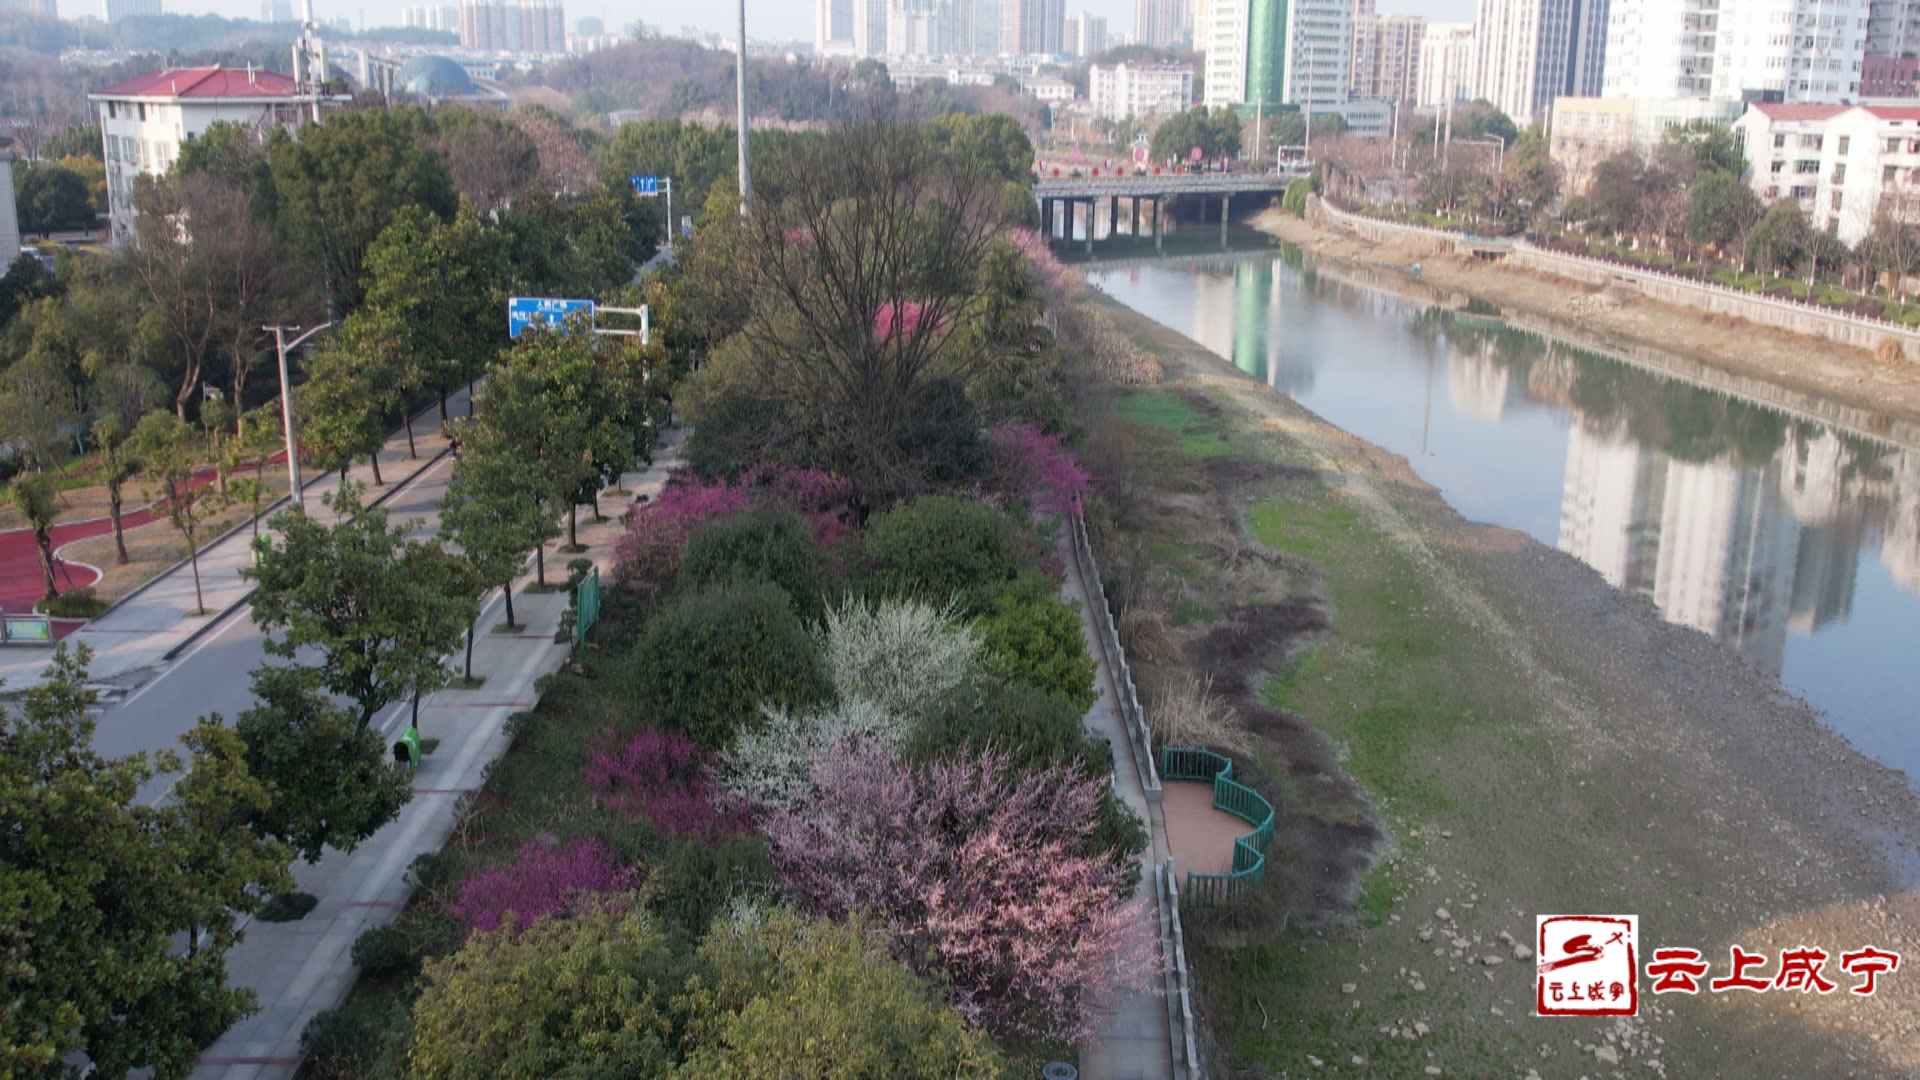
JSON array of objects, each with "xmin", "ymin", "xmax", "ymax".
[
  {"xmin": 1118, "ymin": 604, "xmax": 1178, "ymax": 663},
  {"xmin": 56, "ymin": 472, "xmax": 291, "ymax": 605},
  {"xmin": 1877, "ymin": 336, "xmax": 1909, "ymax": 365},
  {"xmin": 1149, "ymin": 670, "xmax": 1252, "ymax": 755}
]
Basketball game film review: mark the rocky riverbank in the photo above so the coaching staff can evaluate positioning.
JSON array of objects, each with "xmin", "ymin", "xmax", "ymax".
[
  {"xmin": 1080, "ymin": 288, "xmax": 1920, "ymax": 1078},
  {"xmin": 1250, "ymin": 207, "xmax": 1920, "ymax": 428}
]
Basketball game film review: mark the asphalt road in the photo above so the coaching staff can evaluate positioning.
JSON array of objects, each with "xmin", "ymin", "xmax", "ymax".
[{"xmin": 104, "ymin": 453, "xmax": 459, "ymax": 805}]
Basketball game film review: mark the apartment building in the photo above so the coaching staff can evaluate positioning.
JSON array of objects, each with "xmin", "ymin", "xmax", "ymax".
[{"xmin": 1733, "ymin": 101, "xmax": 1920, "ymax": 243}]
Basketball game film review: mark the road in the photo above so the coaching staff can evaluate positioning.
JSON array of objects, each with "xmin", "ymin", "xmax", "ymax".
[{"xmin": 104, "ymin": 453, "xmax": 457, "ymax": 804}]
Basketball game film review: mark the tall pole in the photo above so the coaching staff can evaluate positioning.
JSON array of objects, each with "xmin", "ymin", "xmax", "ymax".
[
  {"xmin": 272, "ymin": 328, "xmax": 306, "ymax": 516},
  {"xmin": 735, "ymin": 0, "xmax": 751, "ymax": 215}
]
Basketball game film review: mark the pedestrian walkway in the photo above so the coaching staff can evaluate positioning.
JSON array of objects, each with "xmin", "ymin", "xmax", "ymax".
[
  {"xmin": 194, "ymin": 440, "xmax": 681, "ymax": 1080},
  {"xmin": 1163, "ymin": 782, "xmax": 1252, "ymax": 876},
  {"xmin": 0, "ymin": 394, "xmax": 466, "ymax": 693},
  {"xmin": 1062, "ymin": 537, "xmax": 1178, "ymax": 1080}
]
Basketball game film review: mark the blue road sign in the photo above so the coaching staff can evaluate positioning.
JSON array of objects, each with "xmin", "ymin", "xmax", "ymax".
[
  {"xmin": 508, "ymin": 297, "xmax": 595, "ymax": 338},
  {"xmin": 629, "ymin": 175, "xmax": 660, "ymax": 196}
]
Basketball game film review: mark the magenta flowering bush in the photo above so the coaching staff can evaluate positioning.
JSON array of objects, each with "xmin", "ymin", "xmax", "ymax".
[
  {"xmin": 988, "ymin": 424, "xmax": 1093, "ymax": 516},
  {"xmin": 764, "ymin": 747, "xmax": 1158, "ymax": 1044},
  {"xmin": 449, "ymin": 837, "xmax": 628, "ymax": 934},
  {"xmin": 616, "ymin": 465, "xmax": 858, "ymax": 591},
  {"xmin": 586, "ymin": 729, "xmax": 746, "ymax": 843}
]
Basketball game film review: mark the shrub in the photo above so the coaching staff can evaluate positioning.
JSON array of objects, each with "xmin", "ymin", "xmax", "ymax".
[
  {"xmin": 614, "ymin": 473, "xmax": 752, "ymax": 599},
  {"xmin": 677, "ymin": 505, "xmax": 827, "ymax": 617},
  {"xmin": 819, "ymin": 596, "xmax": 980, "ymax": 718},
  {"xmin": 587, "ymin": 730, "xmax": 748, "ymax": 844},
  {"xmin": 684, "ymin": 387, "xmax": 814, "ymax": 481},
  {"xmin": 719, "ymin": 697, "xmax": 908, "ymax": 813},
  {"xmin": 448, "ymin": 836, "xmax": 630, "ymax": 934},
  {"xmin": 976, "ymin": 588, "xmax": 1098, "ymax": 713},
  {"xmin": 646, "ymin": 833, "xmax": 775, "ymax": 940},
  {"xmin": 680, "ymin": 905, "xmax": 1003, "ymax": 1077},
  {"xmin": 41, "ymin": 587, "xmax": 106, "ymax": 619},
  {"xmin": 302, "ymin": 993, "xmax": 410, "ymax": 1080},
  {"xmin": 765, "ymin": 748, "xmax": 1158, "ymax": 1044},
  {"xmin": 629, "ymin": 581, "xmax": 830, "ymax": 747},
  {"xmin": 860, "ymin": 495, "xmax": 1027, "ymax": 616},
  {"xmin": 408, "ymin": 905, "xmax": 684, "ymax": 1079},
  {"xmin": 1283, "ymin": 176, "xmax": 1313, "ymax": 217},
  {"xmin": 351, "ymin": 924, "xmax": 416, "ymax": 978},
  {"xmin": 987, "ymin": 424, "xmax": 1092, "ymax": 516}
]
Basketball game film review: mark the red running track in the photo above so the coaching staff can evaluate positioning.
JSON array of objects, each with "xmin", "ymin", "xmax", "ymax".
[{"xmin": 0, "ymin": 453, "xmax": 288, "ymax": 617}]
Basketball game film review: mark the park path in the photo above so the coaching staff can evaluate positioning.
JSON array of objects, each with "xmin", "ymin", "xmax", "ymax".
[
  {"xmin": 1062, "ymin": 536, "xmax": 1180, "ymax": 1080},
  {"xmin": 194, "ymin": 442, "xmax": 680, "ymax": 1079}
]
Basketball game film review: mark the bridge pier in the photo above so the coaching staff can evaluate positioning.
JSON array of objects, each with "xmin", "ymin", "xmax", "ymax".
[
  {"xmin": 1084, "ymin": 199, "xmax": 1094, "ymax": 255},
  {"xmin": 1222, "ymin": 194, "xmax": 1231, "ymax": 247},
  {"xmin": 1131, "ymin": 196, "xmax": 1141, "ymax": 242},
  {"xmin": 1154, "ymin": 196, "xmax": 1164, "ymax": 252}
]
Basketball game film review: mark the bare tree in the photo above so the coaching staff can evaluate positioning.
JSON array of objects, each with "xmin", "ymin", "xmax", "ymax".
[
  {"xmin": 727, "ymin": 105, "xmax": 1020, "ymax": 502},
  {"xmin": 433, "ymin": 107, "xmax": 541, "ymax": 215},
  {"xmin": 511, "ymin": 106, "xmax": 599, "ymax": 197}
]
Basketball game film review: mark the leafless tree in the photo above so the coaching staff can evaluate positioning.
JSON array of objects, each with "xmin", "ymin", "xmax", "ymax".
[
  {"xmin": 727, "ymin": 104, "xmax": 1021, "ymax": 501},
  {"xmin": 510, "ymin": 106, "xmax": 599, "ymax": 197},
  {"xmin": 433, "ymin": 107, "xmax": 541, "ymax": 215}
]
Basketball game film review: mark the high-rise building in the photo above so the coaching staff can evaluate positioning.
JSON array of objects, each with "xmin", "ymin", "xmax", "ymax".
[
  {"xmin": 1203, "ymin": 0, "xmax": 1354, "ymax": 109},
  {"xmin": 1418, "ymin": 22, "xmax": 1474, "ymax": 106},
  {"xmin": 1134, "ymin": 0, "xmax": 1190, "ymax": 48},
  {"xmin": 1090, "ymin": 61, "xmax": 1194, "ymax": 118},
  {"xmin": 0, "ymin": 153, "xmax": 18, "ymax": 264},
  {"xmin": 259, "ymin": 0, "xmax": 294, "ymax": 20},
  {"xmin": 1351, "ymin": 12, "xmax": 1422, "ymax": 103},
  {"xmin": 887, "ymin": 0, "xmax": 950, "ymax": 54},
  {"xmin": 1601, "ymin": 0, "xmax": 1714, "ymax": 99},
  {"xmin": 104, "ymin": 0, "xmax": 161, "ymax": 21},
  {"xmin": 1469, "ymin": 0, "xmax": 1609, "ymax": 126},
  {"xmin": 818, "ymin": 0, "xmax": 856, "ymax": 54},
  {"xmin": 1064, "ymin": 11, "xmax": 1107, "ymax": 55},
  {"xmin": 1869, "ymin": 0, "xmax": 1920, "ymax": 58},
  {"xmin": 574, "ymin": 14, "xmax": 601, "ymax": 34},
  {"xmin": 2, "ymin": 0, "xmax": 59, "ymax": 17},
  {"xmin": 1712, "ymin": 0, "xmax": 1867, "ymax": 102}
]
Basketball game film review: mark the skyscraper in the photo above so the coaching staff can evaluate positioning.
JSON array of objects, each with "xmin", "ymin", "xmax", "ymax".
[
  {"xmin": 817, "ymin": 0, "xmax": 856, "ymax": 54},
  {"xmin": 1203, "ymin": 0, "xmax": 1354, "ymax": 108},
  {"xmin": 104, "ymin": 0, "xmax": 161, "ymax": 20},
  {"xmin": 1711, "ymin": 0, "xmax": 1867, "ymax": 102},
  {"xmin": 1351, "ymin": 12, "xmax": 1423, "ymax": 103},
  {"xmin": 1418, "ymin": 21, "xmax": 1474, "ymax": 106},
  {"xmin": 1469, "ymin": 0, "xmax": 1608, "ymax": 125},
  {"xmin": 1134, "ymin": 0, "xmax": 1191, "ymax": 48},
  {"xmin": 1601, "ymin": 0, "xmax": 1714, "ymax": 99}
]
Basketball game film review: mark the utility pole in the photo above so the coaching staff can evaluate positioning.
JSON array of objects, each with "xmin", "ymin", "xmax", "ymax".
[
  {"xmin": 265, "ymin": 322, "xmax": 334, "ymax": 515},
  {"xmin": 735, "ymin": 0, "xmax": 752, "ymax": 215}
]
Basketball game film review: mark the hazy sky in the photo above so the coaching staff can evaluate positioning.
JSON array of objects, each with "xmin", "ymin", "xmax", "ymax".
[{"xmin": 110, "ymin": 0, "xmax": 1480, "ymax": 42}]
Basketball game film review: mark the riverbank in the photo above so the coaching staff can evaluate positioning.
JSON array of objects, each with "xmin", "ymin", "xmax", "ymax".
[
  {"xmin": 1080, "ymin": 290, "xmax": 1920, "ymax": 1077},
  {"xmin": 1250, "ymin": 207, "xmax": 1920, "ymax": 428}
]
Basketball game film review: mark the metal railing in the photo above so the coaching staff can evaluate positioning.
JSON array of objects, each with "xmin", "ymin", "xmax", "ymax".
[
  {"xmin": 1162, "ymin": 746, "xmax": 1277, "ymax": 905},
  {"xmin": 1156, "ymin": 860, "xmax": 1202, "ymax": 1079},
  {"xmin": 1070, "ymin": 512, "xmax": 1162, "ymax": 798}
]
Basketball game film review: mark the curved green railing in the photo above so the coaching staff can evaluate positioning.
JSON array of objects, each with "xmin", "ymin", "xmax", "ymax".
[{"xmin": 1162, "ymin": 747, "xmax": 1276, "ymax": 905}]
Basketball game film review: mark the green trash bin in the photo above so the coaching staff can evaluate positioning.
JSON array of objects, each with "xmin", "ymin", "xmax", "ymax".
[{"xmin": 393, "ymin": 725, "xmax": 421, "ymax": 769}]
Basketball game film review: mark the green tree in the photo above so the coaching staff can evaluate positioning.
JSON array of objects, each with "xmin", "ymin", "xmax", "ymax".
[
  {"xmin": 679, "ymin": 908, "xmax": 1003, "ymax": 1078},
  {"xmin": 931, "ymin": 112, "xmax": 1035, "ymax": 183},
  {"xmin": 91, "ymin": 414, "xmax": 139, "ymax": 564},
  {"xmin": 361, "ymin": 206, "xmax": 509, "ymax": 429},
  {"xmin": 269, "ymin": 106, "xmax": 456, "ymax": 315},
  {"xmin": 298, "ymin": 317, "xmax": 395, "ymax": 485},
  {"xmin": 1149, "ymin": 106, "xmax": 1242, "ymax": 162},
  {"xmin": 1582, "ymin": 150, "xmax": 1645, "ymax": 235},
  {"xmin": 246, "ymin": 482, "xmax": 477, "ymax": 727},
  {"xmin": 1663, "ymin": 119, "xmax": 1742, "ymax": 176},
  {"xmin": 441, "ymin": 420, "xmax": 547, "ymax": 633},
  {"xmin": 7, "ymin": 472, "xmax": 60, "ymax": 602},
  {"xmin": 15, "ymin": 160, "xmax": 93, "ymax": 233},
  {"xmin": 1501, "ymin": 126, "xmax": 1561, "ymax": 225},
  {"xmin": 133, "ymin": 409, "xmax": 225, "ymax": 614},
  {"xmin": 1746, "ymin": 199, "xmax": 1811, "ymax": 275},
  {"xmin": 1687, "ymin": 169, "xmax": 1764, "ymax": 251},
  {"xmin": 0, "ymin": 645, "xmax": 292, "ymax": 1079},
  {"xmin": 406, "ymin": 906, "xmax": 684, "ymax": 1079},
  {"xmin": 475, "ymin": 333, "xmax": 596, "ymax": 585},
  {"xmin": 234, "ymin": 665, "xmax": 413, "ymax": 864}
]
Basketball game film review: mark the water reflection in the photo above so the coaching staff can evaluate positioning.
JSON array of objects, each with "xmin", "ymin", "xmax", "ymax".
[{"xmin": 1092, "ymin": 253, "xmax": 1920, "ymax": 780}]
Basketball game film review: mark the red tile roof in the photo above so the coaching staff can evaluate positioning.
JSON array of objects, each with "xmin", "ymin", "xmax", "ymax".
[
  {"xmin": 91, "ymin": 66, "xmax": 302, "ymax": 100},
  {"xmin": 1861, "ymin": 105, "xmax": 1920, "ymax": 121},
  {"xmin": 1747, "ymin": 103, "xmax": 1850, "ymax": 121}
]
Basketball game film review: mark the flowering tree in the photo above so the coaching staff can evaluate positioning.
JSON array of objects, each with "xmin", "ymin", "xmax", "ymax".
[
  {"xmin": 988, "ymin": 425, "xmax": 1093, "ymax": 516},
  {"xmin": 764, "ymin": 749, "xmax": 1159, "ymax": 1044},
  {"xmin": 719, "ymin": 698, "xmax": 899, "ymax": 814},
  {"xmin": 615, "ymin": 465, "xmax": 856, "ymax": 593},
  {"xmin": 820, "ymin": 597, "xmax": 980, "ymax": 717},
  {"xmin": 586, "ymin": 730, "xmax": 746, "ymax": 843},
  {"xmin": 448, "ymin": 837, "xmax": 629, "ymax": 933}
]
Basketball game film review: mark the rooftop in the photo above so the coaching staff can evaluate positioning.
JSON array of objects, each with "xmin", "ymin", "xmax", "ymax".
[
  {"xmin": 1746, "ymin": 103, "xmax": 1850, "ymax": 122},
  {"xmin": 90, "ymin": 66, "xmax": 303, "ymax": 101}
]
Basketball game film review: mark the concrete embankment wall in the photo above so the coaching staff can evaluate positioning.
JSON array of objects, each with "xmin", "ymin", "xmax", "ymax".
[{"xmin": 1310, "ymin": 196, "xmax": 1920, "ymax": 363}]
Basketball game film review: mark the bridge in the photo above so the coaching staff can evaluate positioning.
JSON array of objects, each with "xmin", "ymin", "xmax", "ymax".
[{"xmin": 1032, "ymin": 169, "xmax": 1310, "ymax": 253}]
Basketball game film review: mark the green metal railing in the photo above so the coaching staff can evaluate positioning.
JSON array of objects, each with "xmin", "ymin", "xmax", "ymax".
[
  {"xmin": 1163, "ymin": 746, "xmax": 1276, "ymax": 905},
  {"xmin": 574, "ymin": 567, "xmax": 601, "ymax": 653}
]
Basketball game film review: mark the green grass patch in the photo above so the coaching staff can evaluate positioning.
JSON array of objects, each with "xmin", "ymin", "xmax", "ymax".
[
  {"xmin": 1261, "ymin": 645, "xmax": 1322, "ymax": 711},
  {"xmin": 1171, "ymin": 596, "xmax": 1219, "ymax": 626},
  {"xmin": 1247, "ymin": 499, "xmax": 1358, "ymax": 558},
  {"xmin": 1112, "ymin": 391, "xmax": 1232, "ymax": 458}
]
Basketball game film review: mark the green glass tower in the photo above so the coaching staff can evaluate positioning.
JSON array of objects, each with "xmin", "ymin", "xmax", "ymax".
[{"xmin": 1245, "ymin": 0, "xmax": 1290, "ymax": 109}]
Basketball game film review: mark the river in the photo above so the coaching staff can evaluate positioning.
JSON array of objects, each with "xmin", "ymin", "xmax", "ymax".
[{"xmin": 1089, "ymin": 243, "xmax": 1920, "ymax": 785}]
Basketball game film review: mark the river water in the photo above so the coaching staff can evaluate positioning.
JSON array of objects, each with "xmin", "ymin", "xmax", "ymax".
[{"xmin": 1089, "ymin": 243, "xmax": 1920, "ymax": 784}]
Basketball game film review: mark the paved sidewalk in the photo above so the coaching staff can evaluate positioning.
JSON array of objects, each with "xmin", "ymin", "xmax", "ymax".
[
  {"xmin": 1063, "ymin": 540, "xmax": 1179, "ymax": 1080},
  {"xmin": 194, "ymin": 442, "xmax": 680, "ymax": 1080},
  {"xmin": 0, "ymin": 393, "xmax": 468, "ymax": 693}
]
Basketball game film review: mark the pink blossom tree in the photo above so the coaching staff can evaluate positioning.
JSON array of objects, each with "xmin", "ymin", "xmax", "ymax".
[
  {"xmin": 764, "ymin": 748, "xmax": 1158, "ymax": 1044},
  {"xmin": 449, "ymin": 837, "xmax": 630, "ymax": 934},
  {"xmin": 988, "ymin": 425, "xmax": 1093, "ymax": 516},
  {"xmin": 615, "ymin": 465, "xmax": 859, "ymax": 590},
  {"xmin": 586, "ymin": 730, "xmax": 747, "ymax": 844}
]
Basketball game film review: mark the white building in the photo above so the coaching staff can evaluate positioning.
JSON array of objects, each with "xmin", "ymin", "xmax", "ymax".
[
  {"xmin": 1469, "ymin": 0, "xmax": 1607, "ymax": 126},
  {"xmin": 1064, "ymin": 11, "xmax": 1107, "ymax": 55},
  {"xmin": 1197, "ymin": 0, "xmax": 1248, "ymax": 107},
  {"xmin": 1201, "ymin": 0, "xmax": 1355, "ymax": 109},
  {"xmin": 104, "ymin": 0, "xmax": 161, "ymax": 22},
  {"xmin": 1, "ymin": 152, "xmax": 18, "ymax": 261},
  {"xmin": 1733, "ymin": 101, "xmax": 1920, "ymax": 244},
  {"xmin": 1602, "ymin": 0, "xmax": 1715, "ymax": 99},
  {"xmin": 1712, "ymin": 0, "xmax": 1869, "ymax": 103},
  {"xmin": 1418, "ymin": 21, "xmax": 1474, "ymax": 107},
  {"xmin": 1135, "ymin": 0, "xmax": 1190, "ymax": 48},
  {"xmin": 1869, "ymin": 0, "xmax": 1920, "ymax": 57},
  {"xmin": 1286, "ymin": 0, "xmax": 1356, "ymax": 107},
  {"xmin": 1089, "ymin": 61, "xmax": 1194, "ymax": 120},
  {"xmin": 1023, "ymin": 74, "xmax": 1077, "ymax": 101},
  {"xmin": 89, "ymin": 66, "xmax": 339, "ymax": 247},
  {"xmin": 1351, "ymin": 12, "xmax": 1423, "ymax": 104}
]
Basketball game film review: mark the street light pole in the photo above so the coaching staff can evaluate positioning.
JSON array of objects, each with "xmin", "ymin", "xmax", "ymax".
[{"xmin": 265, "ymin": 322, "xmax": 334, "ymax": 516}]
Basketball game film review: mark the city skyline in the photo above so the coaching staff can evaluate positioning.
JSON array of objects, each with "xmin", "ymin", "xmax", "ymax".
[{"xmin": 64, "ymin": 0, "xmax": 1475, "ymax": 45}]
